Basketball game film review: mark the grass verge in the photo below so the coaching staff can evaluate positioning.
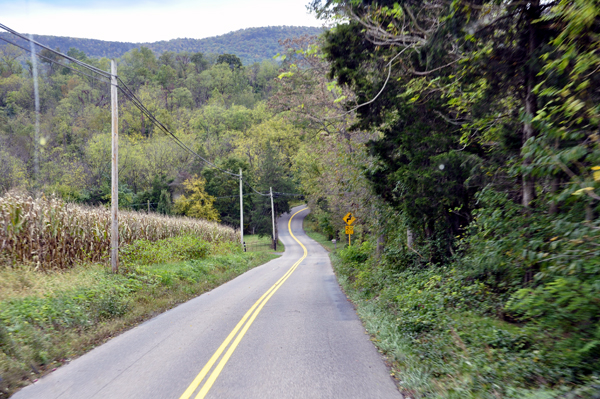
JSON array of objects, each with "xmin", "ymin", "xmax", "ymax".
[
  {"xmin": 302, "ymin": 214, "xmax": 337, "ymax": 252},
  {"xmin": 0, "ymin": 236, "xmax": 275, "ymax": 398},
  {"xmin": 243, "ymin": 234, "xmax": 285, "ymax": 253},
  {"xmin": 329, "ymin": 245, "xmax": 600, "ymax": 399}
]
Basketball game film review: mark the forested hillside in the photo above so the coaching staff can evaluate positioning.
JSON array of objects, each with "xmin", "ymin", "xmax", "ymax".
[
  {"xmin": 0, "ymin": 26, "xmax": 322, "ymax": 65},
  {"xmin": 1, "ymin": 0, "xmax": 600, "ymax": 397},
  {"xmin": 0, "ymin": 41, "xmax": 298, "ymax": 236}
]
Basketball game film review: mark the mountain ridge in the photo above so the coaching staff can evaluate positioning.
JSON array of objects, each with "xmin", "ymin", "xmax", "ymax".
[{"xmin": 0, "ymin": 25, "xmax": 322, "ymax": 65}]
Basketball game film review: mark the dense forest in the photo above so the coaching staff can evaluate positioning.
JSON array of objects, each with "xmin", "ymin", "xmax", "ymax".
[
  {"xmin": 0, "ymin": 26, "xmax": 322, "ymax": 65},
  {"xmin": 0, "ymin": 39, "xmax": 300, "ymax": 236},
  {"xmin": 1, "ymin": 0, "xmax": 600, "ymax": 396},
  {"xmin": 295, "ymin": 0, "xmax": 600, "ymax": 397}
]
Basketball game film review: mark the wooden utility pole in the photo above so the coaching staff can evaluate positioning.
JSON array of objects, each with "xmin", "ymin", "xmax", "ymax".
[
  {"xmin": 239, "ymin": 168, "xmax": 244, "ymax": 249},
  {"xmin": 29, "ymin": 34, "xmax": 40, "ymax": 187},
  {"xmin": 270, "ymin": 187, "xmax": 276, "ymax": 250},
  {"xmin": 111, "ymin": 60, "xmax": 119, "ymax": 273}
]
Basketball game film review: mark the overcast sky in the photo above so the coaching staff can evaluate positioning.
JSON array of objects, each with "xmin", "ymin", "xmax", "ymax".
[{"xmin": 1, "ymin": 0, "xmax": 323, "ymax": 43}]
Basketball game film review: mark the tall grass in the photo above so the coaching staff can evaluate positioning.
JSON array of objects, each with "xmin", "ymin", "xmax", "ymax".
[{"xmin": 0, "ymin": 191, "xmax": 239, "ymax": 270}]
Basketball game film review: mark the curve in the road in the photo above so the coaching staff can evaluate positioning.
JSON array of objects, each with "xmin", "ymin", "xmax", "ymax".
[{"xmin": 179, "ymin": 207, "xmax": 309, "ymax": 399}]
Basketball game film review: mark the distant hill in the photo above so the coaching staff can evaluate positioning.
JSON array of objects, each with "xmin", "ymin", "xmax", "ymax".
[{"xmin": 0, "ymin": 26, "xmax": 323, "ymax": 65}]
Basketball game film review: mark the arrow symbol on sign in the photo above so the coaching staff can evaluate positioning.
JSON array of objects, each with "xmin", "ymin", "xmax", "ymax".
[{"xmin": 345, "ymin": 214, "xmax": 352, "ymax": 223}]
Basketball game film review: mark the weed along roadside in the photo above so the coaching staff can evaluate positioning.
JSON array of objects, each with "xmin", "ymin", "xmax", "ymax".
[
  {"xmin": 304, "ymin": 216, "xmax": 600, "ymax": 398},
  {"xmin": 0, "ymin": 195, "xmax": 278, "ymax": 398}
]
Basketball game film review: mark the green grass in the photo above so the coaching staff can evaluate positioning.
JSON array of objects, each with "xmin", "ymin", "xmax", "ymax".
[
  {"xmin": 304, "ymin": 228, "xmax": 338, "ymax": 252},
  {"xmin": 302, "ymin": 213, "xmax": 339, "ymax": 252},
  {"xmin": 0, "ymin": 236, "xmax": 275, "ymax": 398},
  {"xmin": 243, "ymin": 234, "xmax": 285, "ymax": 253}
]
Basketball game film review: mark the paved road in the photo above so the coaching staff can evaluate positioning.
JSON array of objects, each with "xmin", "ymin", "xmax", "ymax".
[{"xmin": 13, "ymin": 206, "xmax": 402, "ymax": 399}]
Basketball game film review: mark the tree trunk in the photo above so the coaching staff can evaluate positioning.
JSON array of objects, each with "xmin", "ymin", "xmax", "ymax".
[
  {"xmin": 522, "ymin": 0, "xmax": 541, "ymax": 207},
  {"xmin": 376, "ymin": 233, "xmax": 385, "ymax": 257},
  {"xmin": 549, "ymin": 177, "xmax": 559, "ymax": 214},
  {"xmin": 586, "ymin": 202, "xmax": 595, "ymax": 222}
]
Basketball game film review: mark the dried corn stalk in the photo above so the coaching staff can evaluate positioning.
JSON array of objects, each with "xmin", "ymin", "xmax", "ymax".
[{"xmin": 0, "ymin": 192, "xmax": 238, "ymax": 270}]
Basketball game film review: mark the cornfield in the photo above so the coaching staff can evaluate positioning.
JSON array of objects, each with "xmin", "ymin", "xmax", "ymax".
[{"xmin": 0, "ymin": 191, "xmax": 239, "ymax": 270}]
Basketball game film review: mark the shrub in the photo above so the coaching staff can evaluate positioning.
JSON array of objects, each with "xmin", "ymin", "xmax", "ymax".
[{"xmin": 120, "ymin": 235, "xmax": 212, "ymax": 267}]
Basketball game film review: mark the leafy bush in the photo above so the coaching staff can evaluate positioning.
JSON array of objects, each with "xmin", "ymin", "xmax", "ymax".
[
  {"xmin": 339, "ymin": 241, "xmax": 372, "ymax": 264},
  {"xmin": 332, "ymin": 249, "xmax": 597, "ymax": 397},
  {"xmin": 459, "ymin": 189, "xmax": 600, "ymax": 373},
  {"xmin": 120, "ymin": 235, "xmax": 212, "ymax": 266}
]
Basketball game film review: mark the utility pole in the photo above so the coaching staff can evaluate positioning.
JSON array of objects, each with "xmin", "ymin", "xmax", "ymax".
[
  {"xmin": 110, "ymin": 60, "xmax": 119, "ymax": 273},
  {"xmin": 239, "ymin": 168, "xmax": 244, "ymax": 249},
  {"xmin": 29, "ymin": 34, "xmax": 40, "ymax": 188},
  {"xmin": 270, "ymin": 187, "xmax": 276, "ymax": 250}
]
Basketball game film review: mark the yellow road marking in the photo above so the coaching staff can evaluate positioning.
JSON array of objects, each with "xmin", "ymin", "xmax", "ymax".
[{"xmin": 179, "ymin": 207, "xmax": 309, "ymax": 399}]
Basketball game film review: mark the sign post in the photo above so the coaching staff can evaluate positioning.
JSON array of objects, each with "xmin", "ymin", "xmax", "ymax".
[{"xmin": 343, "ymin": 212, "xmax": 355, "ymax": 246}]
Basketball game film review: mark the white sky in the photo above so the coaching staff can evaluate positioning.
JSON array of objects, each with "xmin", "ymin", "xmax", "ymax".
[{"xmin": 0, "ymin": 0, "xmax": 323, "ymax": 43}]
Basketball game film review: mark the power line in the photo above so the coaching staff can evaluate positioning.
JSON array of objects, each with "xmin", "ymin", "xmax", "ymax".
[
  {"xmin": 242, "ymin": 179, "xmax": 270, "ymax": 197},
  {"xmin": 116, "ymin": 77, "xmax": 242, "ymax": 179},
  {"xmin": 274, "ymin": 192, "xmax": 305, "ymax": 197},
  {"xmin": 214, "ymin": 193, "xmax": 253, "ymax": 199},
  {"xmin": 116, "ymin": 82, "xmax": 274, "ymax": 197},
  {"xmin": 0, "ymin": 23, "xmax": 111, "ymax": 78},
  {"xmin": 0, "ymin": 36, "xmax": 109, "ymax": 83},
  {"xmin": 0, "ymin": 22, "xmax": 301, "ymax": 199}
]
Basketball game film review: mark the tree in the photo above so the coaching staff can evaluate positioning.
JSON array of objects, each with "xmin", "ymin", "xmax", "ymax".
[
  {"xmin": 216, "ymin": 53, "xmax": 243, "ymax": 70},
  {"xmin": 157, "ymin": 189, "xmax": 172, "ymax": 215},
  {"xmin": 247, "ymin": 141, "xmax": 295, "ymax": 236},
  {"xmin": 0, "ymin": 44, "xmax": 23, "ymax": 77},
  {"xmin": 202, "ymin": 158, "xmax": 251, "ymax": 228},
  {"xmin": 309, "ymin": 2, "xmax": 481, "ymax": 258},
  {"xmin": 191, "ymin": 52, "xmax": 209, "ymax": 74},
  {"xmin": 174, "ymin": 175, "xmax": 220, "ymax": 221},
  {"xmin": 120, "ymin": 47, "xmax": 158, "ymax": 90}
]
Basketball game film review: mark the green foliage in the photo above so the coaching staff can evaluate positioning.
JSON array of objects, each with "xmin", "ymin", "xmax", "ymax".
[
  {"xmin": 306, "ymin": 1, "xmax": 600, "ymax": 394},
  {"xmin": 173, "ymin": 175, "xmax": 220, "ymax": 221},
  {"xmin": 120, "ymin": 235, "xmax": 211, "ymax": 267},
  {"xmin": 216, "ymin": 54, "xmax": 242, "ymax": 70},
  {"xmin": 332, "ymin": 248, "xmax": 597, "ymax": 398},
  {"xmin": 459, "ymin": 188, "xmax": 600, "ymax": 359},
  {"xmin": 157, "ymin": 189, "xmax": 172, "ymax": 215},
  {"xmin": 459, "ymin": 189, "xmax": 548, "ymax": 289},
  {"xmin": 0, "ymin": 36, "xmax": 300, "ymax": 234}
]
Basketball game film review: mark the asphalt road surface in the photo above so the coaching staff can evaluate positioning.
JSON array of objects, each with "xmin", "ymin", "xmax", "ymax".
[{"xmin": 13, "ymin": 206, "xmax": 402, "ymax": 399}]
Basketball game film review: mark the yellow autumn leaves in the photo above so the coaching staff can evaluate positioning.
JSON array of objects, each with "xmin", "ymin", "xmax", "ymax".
[
  {"xmin": 572, "ymin": 166, "xmax": 600, "ymax": 197},
  {"xmin": 174, "ymin": 175, "xmax": 220, "ymax": 222}
]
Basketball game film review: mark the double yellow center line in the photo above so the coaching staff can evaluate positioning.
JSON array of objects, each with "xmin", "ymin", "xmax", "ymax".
[{"xmin": 179, "ymin": 207, "xmax": 309, "ymax": 399}]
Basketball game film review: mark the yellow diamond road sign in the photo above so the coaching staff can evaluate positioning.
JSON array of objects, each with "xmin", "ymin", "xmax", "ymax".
[
  {"xmin": 343, "ymin": 212, "xmax": 356, "ymax": 225},
  {"xmin": 345, "ymin": 225, "xmax": 354, "ymax": 235}
]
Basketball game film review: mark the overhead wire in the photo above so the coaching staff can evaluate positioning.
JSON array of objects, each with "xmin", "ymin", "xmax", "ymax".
[
  {"xmin": 0, "ymin": 36, "xmax": 109, "ymax": 83},
  {"xmin": 274, "ymin": 192, "xmax": 304, "ymax": 197},
  {"xmin": 115, "ymin": 81, "xmax": 284, "ymax": 198},
  {"xmin": 116, "ymin": 77, "xmax": 242, "ymax": 179},
  {"xmin": 0, "ymin": 23, "xmax": 111, "ymax": 78}
]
